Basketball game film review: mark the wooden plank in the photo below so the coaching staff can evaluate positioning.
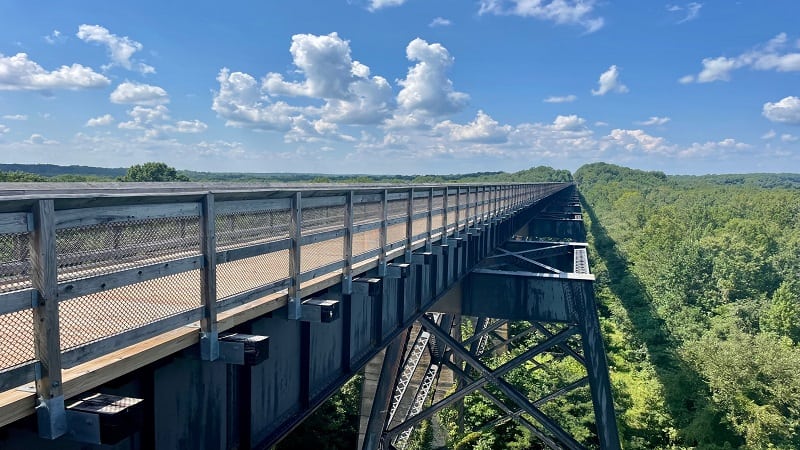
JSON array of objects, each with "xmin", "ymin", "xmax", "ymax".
[
  {"xmin": 217, "ymin": 278, "xmax": 292, "ymax": 312},
  {"xmin": 0, "ymin": 361, "xmax": 37, "ymax": 392},
  {"xmin": 0, "ymin": 289, "xmax": 34, "ymax": 316},
  {"xmin": 353, "ymin": 220, "xmax": 380, "ymax": 234},
  {"xmin": 302, "ymin": 195, "xmax": 345, "ymax": 209},
  {"xmin": 299, "ymin": 260, "xmax": 346, "ymax": 283},
  {"xmin": 217, "ymin": 238, "xmax": 291, "ymax": 263},
  {"xmin": 57, "ymin": 255, "xmax": 202, "ymax": 301},
  {"xmin": 343, "ymin": 191, "xmax": 354, "ymax": 294},
  {"xmin": 0, "ymin": 212, "xmax": 31, "ymax": 234},
  {"xmin": 215, "ymin": 198, "xmax": 291, "ymax": 215},
  {"xmin": 288, "ymin": 192, "xmax": 302, "ymax": 319},
  {"xmin": 31, "ymin": 200, "xmax": 63, "ymax": 401},
  {"xmin": 55, "ymin": 203, "xmax": 200, "ymax": 229},
  {"xmin": 301, "ymin": 227, "xmax": 346, "ymax": 246},
  {"xmin": 200, "ymin": 194, "xmax": 218, "ymax": 360}
]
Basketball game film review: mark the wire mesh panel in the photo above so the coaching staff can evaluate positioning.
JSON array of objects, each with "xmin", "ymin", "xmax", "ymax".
[
  {"xmin": 216, "ymin": 206, "xmax": 291, "ymax": 300},
  {"xmin": 55, "ymin": 212, "xmax": 202, "ymax": 353},
  {"xmin": 353, "ymin": 229, "xmax": 380, "ymax": 257},
  {"xmin": 354, "ymin": 202, "xmax": 381, "ymax": 225},
  {"xmin": 412, "ymin": 217, "xmax": 427, "ymax": 241},
  {"xmin": 56, "ymin": 216, "xmax": 200, "ymax": 282},
  {"xmin": 302, "ymin": 238, "xmax": 344, "ymax": 273},
  {"xmin": 431, "ymin": 213, "xmax": 443, "ymax": 235},
  {"xmin": 413, "ymin": 196, "xmax": 428, "ymax": 214},
  {"xmin": 387, "ymin": 199, "xmax": 407, "ymax": 219},
  {"xmin": 0, "ymin": 309, "xmax": 34, "ymax": 370},
  {"xmin": 0, "ymin": 232, "xmax": 30, "ymax": 293},
  {"xmin": 431, "ymin": 193, "xmax": 444, "ymax": 211},
  {"xmin": 217, "ymin": 208, "xmax": 290, "ymax": 249},
  {"xmin": 217, "ymin": 250, "xmax": 290, "ymax": 300},
  {"xmin": 302, "ymin": 205, "xmax": 344, "ymax": 234},
  {"xmin": 387, "ymin": 222, "xmax": 407, "ymax": 246},
  {"xmin": 58, "ymin": 269, "xmax": 201, "ymax": 352}
]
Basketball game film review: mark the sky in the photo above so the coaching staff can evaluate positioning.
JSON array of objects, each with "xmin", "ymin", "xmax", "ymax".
[{"xmin": 0, "ymin": 1, "xmax": 798, "ymax": 176}]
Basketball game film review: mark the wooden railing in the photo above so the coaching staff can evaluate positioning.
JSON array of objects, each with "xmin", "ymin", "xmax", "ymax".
[{"xmin": 0, "ymin": 182, "xmax": 570, "ymax": 396}]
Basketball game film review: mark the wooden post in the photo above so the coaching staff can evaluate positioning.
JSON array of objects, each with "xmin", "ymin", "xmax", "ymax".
[
  {"xmin": 200, "ymin": 193, "xmax": 219, "ymax": 361},
  {"xmin": 454, "ymin": 186, "xmax": 461, "ymax": 238},
  {"xmin": 343, "ymin": 191, "xmax": 354, "ymax": 295},
  {"xmin": 31, "ymin": 199, "xmax": 67, "ymax": 439},
  {"xmin": 288, "ymin": 192, "xmax": 302, "ymax": 319},
  {"xmin": 405, "ymin": 188, "xmax": 414, "ymax": 263},
  {"xmin": 379, "ymin": 189, "xmax": 388, "ymax": 276},
  {"xmin": 442, "ymin": 186, "xmax": 449, "ymax": 239},
  {"xmin": 425, "ymin": 188, "xmax": 433, "ymax": 251}
]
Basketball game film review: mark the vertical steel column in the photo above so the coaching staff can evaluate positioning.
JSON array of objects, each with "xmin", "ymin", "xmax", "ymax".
[
  {"xmin": 288, "ymin": 191, "xmax": 302, "ymax": 319},
  {"xmin": 362, "ymin": 329, "xmax": 409, "ymax": 450},
  {"xmin": 405, "ymin": 188, "xmax": 414, "ymax": 262},
  {"xmin": 31, "ymin": 199, "xmax": 67, "ymax": 439},
  {"xmin": 200, "ymin": 193, "xmax": 219, "ymax": 361},
  {"xmin": 379, "ymin": 189, "xmax": 388, "ymax": 276},
  {"xmin": 576, "ymin": 286, "xmax": 622, "ymax": 450}
]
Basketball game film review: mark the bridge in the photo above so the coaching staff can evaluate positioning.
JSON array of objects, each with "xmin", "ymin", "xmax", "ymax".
[{"xmin": 0, "ymin": 182, "xmax": 619, "ymax": 449}]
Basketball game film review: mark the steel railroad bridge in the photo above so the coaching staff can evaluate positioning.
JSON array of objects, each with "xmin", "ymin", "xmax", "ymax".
[{"xmin": 0, "ymin": 182, "xmax": 619, "ymax": 450}]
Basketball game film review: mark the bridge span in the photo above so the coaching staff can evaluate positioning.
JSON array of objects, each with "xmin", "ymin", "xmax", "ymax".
[{"xmin": 0, "ymin": 181, "xmax": 619, "ymax": 449}]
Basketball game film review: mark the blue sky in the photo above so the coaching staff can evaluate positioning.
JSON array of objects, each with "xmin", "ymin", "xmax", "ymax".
[{"xmin": 0, "ymin": 0, "xmax": 798, "ymax": 175}]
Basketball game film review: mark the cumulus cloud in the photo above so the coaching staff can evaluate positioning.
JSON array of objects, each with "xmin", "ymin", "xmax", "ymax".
[
  {"xmin": 761, "ymin": 129, "xmax": 776, "ymax": 139},
  {"xmin": 592, "ymin": 65, "xmax": 628, "ymax": 96},
  {"xmin": 397, "ymin": 38, "xmax": 469, "ymax": 116},
  {"xmin": 212, "ymin": 68, "xmax": 301, "ymax": 130},
  {"xmin": 635, "ymin": 116, "xmax": 671, "ymax": 126},
  {"xmin": 86, "ymin": 114, "xmax": 114, "ymax": 127},
  {"xmin": 543, "ymin": 94, "xmax": 577, "ymax": 103},
  {"xmin": 2, "ymin": 114, "xmax": 27, "ymax": 120},
  {"xmin": 76, "ymin": 24, "xmax": 154, "ymax": 74},
  {"xmin": 605, "ymin": 129, "xmax": 671, "ymax": 153},
  {"xmin": 681, "ymin": 33, "xmax": 800, "ymax": 83},
  {"xmin": 110, "ymin": 82, "xmax": 169, "ymax": 105},
  {"xmin": 368, "ymin": 0, "xmax": 407, "ymax": 11},
  {"xmin": 667, "ymin": 3, "xmax": 702, "ymax": 23},
  {"xmin": 763, "ymin": 96, "xmax": 800, "ymax": 124},
  {"xmin": 478, "ymin": 0, "xmax": 604, "ymax": 33},
  {"xmin": 782, "ymin": 133, "xmax": 798, "ymax": 142},
  {"xmin": 113, "ymin": 104, "xmax": 206, "ymax": 140},
  {"xmin": 551, "ymin": 114, "xmax": 586, "ymax": 131},
  {"xmin": 170, "ymin": 120, "xmax": 208, "ymax": 134},
  {"xmin": 434, "ymin": 110, "xmax": 512, "ymax": 143},
  {"xmin": 679, "ymin": 138, "xmax": 750, "ymax": 157},
  {"xmin": 25, "ymin": 133, "xmax": 59, "ymax": 145},
  {"xmin": 429, "ymin": 17, "xmax": 452, "ymax": 27},
  {"xmin": 0, "ymin": 124, "xmax": 9, "ymax": 134},
  {"xmin": 43, "ymin": 30, "xmax": 65, "ymax": 45},
  {"xmin": 0, "ymin": 53, "xmax": 110, "ymax": 91}
]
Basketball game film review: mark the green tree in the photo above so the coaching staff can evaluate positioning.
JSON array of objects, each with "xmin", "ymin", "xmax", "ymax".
[{"xmin": 119, "ymin": 162, "xmax": 190, "ymax": 182}]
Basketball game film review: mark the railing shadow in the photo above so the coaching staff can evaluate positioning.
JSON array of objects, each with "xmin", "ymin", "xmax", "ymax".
[{"xmin": 579, "ymin": 195, "xmax": 739, "ymax": 448}]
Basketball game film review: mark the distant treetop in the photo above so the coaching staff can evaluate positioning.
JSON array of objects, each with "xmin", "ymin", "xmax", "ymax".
[{"xmin": 119, "ymin": 162, "xmax": 190, "ymax": 182}]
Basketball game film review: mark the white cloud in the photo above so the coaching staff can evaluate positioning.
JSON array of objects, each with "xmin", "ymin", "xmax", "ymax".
[
  {"xmin": 591, "ymin": 65, "xmax": 628, "ymax": 96},
  {"xmin": 762, "ymin": 96, "xmax": 800, "ymax": 124},
  {"xmin": 429, "ymin": 17, "xmax": 452, "ymax": 27},
  {"xmin": 761, "ymin": 130, "xmax": 776, "ymax": 139},
  {"xmin": 76, "ymin": 24, "xmax": 154, "ymax": 74},
  {"xmin": 594, "ymin": 121, "xmax": 609, "ymax": 127},
  {"xmin": 0, "ymin": 53, "xmax": 110, "ymax": 91},
  {"xmin": 110, "ymin": 82, "xmax": 169, "ymax": 105},
  {"xmin": 679, "ymin": 138, "xmax": 750, "ymax": 157},
  {"xmin": 667, "ymin": 3, "xmax": 703, "ymax": 23},
  {"xmin": 86, "ymin": 114, "xmax": 114, "ymax": 127},
  {"xmin": 119, "ymin": 105, "xmax": 170, "ymax": 129},
  {"xmin": 263, "ymin": 33, "xmax": 394, "ymax": 125},
  {"xmin": 635, "ymin": 116, "xmax": 671, "ymax": 126},
  {"xmin": 368, "ymin": 0, "xmax": 407, "ymax": 11},
  {"xmin": 0, "ymin": 124, "xmax": 9, "ymax": 134},
  {"xmin": 397, "ymin": 38, "xmax": 469, "ymax": 116},
  {"xmin": 43, "ymin": 30, "xmax": 64, "ymax": 45},
  {"xmin": 25, "ymin": 133, "xmax": 59, "ymax": 145},
  {"xmin": 551, "ymin": 114, "xmax": 586, "ymax": 131},
  {"xmin": 171, "ymin": 120, "xmax": 208, "ymax": 134},
  {"xmin": 543, "ymin": 94, "xmax": 577, "ymax": 103},
  {"xmin": 212, "ymin": 68, "xmax": 305, "ymax": 131},
  {"xmin": 2, "ymin": 114, "xmax": 27, "ymax": 121},
  {"xmin": 478, "ymin": 0, "xmax": 604, "ymax": 33},
  {"xmin": 782, "ymin": 133, "xmax": 799, "ymax": 142},
  {"xmin": 682, "ymin": 33, "xmax": 800, "ymax": 83},
  {"xmin": 605, "ymin": 129, "xmax": 671, "ymax": 153},
  {"xmin": 434, "ymin": 110, "xmax": 512, "ymax": 143}
]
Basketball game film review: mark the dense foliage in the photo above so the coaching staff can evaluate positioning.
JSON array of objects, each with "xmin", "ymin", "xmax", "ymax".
[
  {"xmin": 576, "ymin": 163, "xmax": 800, "ymax": 449},
  {"xmin": 119, "ymin": 162, "xmax": 190, "ymax": 182}
]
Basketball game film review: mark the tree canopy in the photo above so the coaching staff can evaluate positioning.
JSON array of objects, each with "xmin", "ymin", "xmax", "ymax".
[{"xmin": 119, "ymin": 162, "xmax": 190, "ymax": 182}]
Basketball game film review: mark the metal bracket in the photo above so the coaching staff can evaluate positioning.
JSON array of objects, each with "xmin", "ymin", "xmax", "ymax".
[
  {"xmin": 301, "ymin": 297, "xmax": 341, "ymax": 323},
  {"xmin": 218, "ymin": 333, "xmax": 270, "ymax": 366}
]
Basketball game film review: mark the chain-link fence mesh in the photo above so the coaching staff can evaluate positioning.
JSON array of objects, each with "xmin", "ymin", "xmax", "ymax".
[
  {"xmin": 431, "ymin": 193, "xmax": 443, "ymax": 211},
  {"xmin": 217, "ymin": 208, "xmax": 290, "ymax": 249},
  {"xmin": 353, "ymin": 229, "xmax": 380, "ymax": 257},
  {"xmin": 412, "ymin": 217, "xmax": 427, "ymax": 240},
  {"xmin": 387, "ymin": 199, "xmax": 407, "ymax": 219},
  {"xmin": 354, "ymin": 202, "xmax": 381, "ymax": 225},
  {"xmin": 387, "ymin": 222, "xmax": 406, "ymax": 246},
  {"xmin": 413, "ymin": 196, "xmax": 428, "ymax": 214},
  {"xmin": 301, "ymin": 238, "xmax": 344, "ymax": 273},
  {"xmin": 56, "ymin": 217, "xmax": 200, "ymax": 282},
  {"xmin": 302, "ymin": 205, "xmax": 344, "ymax": 234},
  {"xmin": 0, "ymin": 309, "xmax": 34, "ymax": 370},
  {"xmin": 0, "ymin": 232, "xmax": 34, "ymax": 371},
  {"xmin": 217, "ymin": 250, "xmax": 290, "ymax": 299},
  {"xmin": 58, "ymin": 269, "xmax": 201, "ymax": 352}
]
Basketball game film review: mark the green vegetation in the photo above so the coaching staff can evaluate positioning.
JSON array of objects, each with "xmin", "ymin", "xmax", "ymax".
[
  {"xmin": 119, "ymin": 161, "xmax": 190, "ymax": 182},
  {"xmin": 577, "ymin": 163, "xmax": 800, "ymax": 449}
]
